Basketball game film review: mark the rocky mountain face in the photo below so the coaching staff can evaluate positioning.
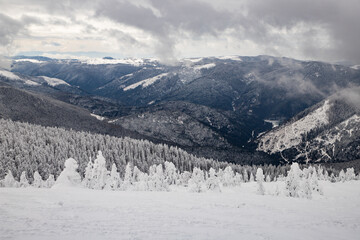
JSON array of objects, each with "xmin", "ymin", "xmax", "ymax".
[
  {"xmin": 257, "ymin": 88, "xmax": 360, "ymax": 163},
  {"xmin": 7, "ymin": 55, "xmax": 360, "ymax": 164}
]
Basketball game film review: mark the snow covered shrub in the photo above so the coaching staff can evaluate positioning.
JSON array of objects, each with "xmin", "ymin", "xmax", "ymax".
[
  {"xmin": 345, "ymin": 168, "xmax": 356, "ymax": 181},
  {"xmin": 206, "ymin": 168, "xmax": 220, "ymax": 192},
  {"xmin": 53, "ymin": 158, "xmax": 81, "ymax": 188},
  {"xmin": 2, "ymin": 170, "xmax": 19, "ymax": 188},
  {"xmin": 285, "ymin": 163, "xmax": 303, "ymax": 198},
  {"xmin": 19, "ymin": 171, "xmax": 29, "ymax": 188},
  {"xmin": 256, "ymin": 168, "xmax": 265, "ymax": 195},
  {"xmin": 32, "ymin": 171, "xmax": 44, "ymax": 188},
  {"xmin": 188, "ymin": 167, "xmax": 205, "ymax": 193}
]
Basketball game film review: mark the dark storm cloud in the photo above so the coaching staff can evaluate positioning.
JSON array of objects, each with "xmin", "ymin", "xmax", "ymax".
[
  {"xmin": 0, "ymin": 0, "xmax": 359, "ymax": 63},
  {"xmin": 246, "ymin": 0, "xmax": 360, "ymax": 63},
  {"xmin": 96, "ymin": 0, "xmax": 236, "ymax": 62},
  {"xmin": 0, "ymin": 13, "xmax": 24, "ymax": 46}
]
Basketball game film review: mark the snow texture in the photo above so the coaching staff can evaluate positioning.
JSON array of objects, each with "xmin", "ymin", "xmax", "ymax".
[
  {"xmin": 258, "ymin": 100, "xmax": 331, "ymax": 154},
  {"xmin": 0, "ymin": 181, "xmax": 359, "ymax": 240},
  {"xmin": 194, "ymin": 63, "xmax": 216, "ymax": 70},
  {"xmin": 41, "ymin": 76, "xmax": 70, "ymax": 86},
  {"xmin": 0, "ymin": 70, "xmax": 39, "ymax": 86},
  {"xmin": 124, "ymin": 73, "xmax": 169, "ymax": 91},
  {"xmin": 90, "ymin": 113, "xmax": 105, "ymax": 121}
]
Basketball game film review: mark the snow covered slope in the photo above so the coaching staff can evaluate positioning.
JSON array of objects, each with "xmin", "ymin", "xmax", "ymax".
[
  {"xmin": 258, "ymin": 100, "xmax": 331, "ymax": 154},
  {"xmin": 41, "ymin": 76, "xmax": 70, "ymax": 86},
  {"xmin": 1, "ymin": 181, "xmax": 359, "ymax": 240},
  {"xmin": 257, "ymin": 92, "xmax": 360, "ymax": 163}
]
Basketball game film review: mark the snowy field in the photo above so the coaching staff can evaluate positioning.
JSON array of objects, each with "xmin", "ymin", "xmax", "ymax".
[{"xmin": 1, "ymin": 181, "xmax": 360, "ymax": 240}]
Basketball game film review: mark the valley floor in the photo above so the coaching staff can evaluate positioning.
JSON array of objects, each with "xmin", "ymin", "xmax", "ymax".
[{"xmin": 1, "ymin": 182, "xmax": 360, "ymax": 240}]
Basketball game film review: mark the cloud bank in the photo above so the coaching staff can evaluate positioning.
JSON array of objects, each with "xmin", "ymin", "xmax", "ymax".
[{"xmin": 0, "ymin": 0, "xmax": 359, "ymax": 63}]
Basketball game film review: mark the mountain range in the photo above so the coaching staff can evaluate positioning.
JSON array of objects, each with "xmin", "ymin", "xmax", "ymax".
[{"xmin": 1, "ymin": 55, "xmax": 359, "ymax": 166}]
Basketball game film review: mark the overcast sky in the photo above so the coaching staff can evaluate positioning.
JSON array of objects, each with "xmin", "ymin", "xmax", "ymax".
[{"xmin": 0, "ymin": 0, "xmax": 359, "ymax": 63}]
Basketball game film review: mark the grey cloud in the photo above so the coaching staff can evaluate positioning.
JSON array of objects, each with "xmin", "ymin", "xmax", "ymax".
[
  {"xmin": 96, "ymin": 0, "xmax": 236, "ymax": 62},
  {"xmin": 246, "ymin": 0, "xmax": 360, "ymax": 63},
  {"xmin": 0, "ymin": 13, "xmax": 24, "ymax": 46}
]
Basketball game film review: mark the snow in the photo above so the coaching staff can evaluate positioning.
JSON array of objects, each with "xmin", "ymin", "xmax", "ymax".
[
  {"xmin": 124, "ymin": 73, "xmax": 169, "ymax": 91},
  {"xmin": 264, "ymin": 119, "xmax": 280, "ymax": 128},
  {"xmin": 0, "ymin": 70, "xmax": 40, "ymax": 86},
  {"xmin": 258, "ymin": 100, "xmax": 331, "ymax": 154},
  {"xmin": 90, "ymin": 113, "xmax": 105, "ymax": 121},
  {"xmin": 218, "ymin": 56, "xmax": 242, "ymax": 61},
  {"xmin": 14, "ymin": 59, "xmax": 45, "ymax": 64},
  {"xmin": 350, "ymin": 65, "xmax": 360, "ymax": 70},
  {"xmin": 24, "ymin": 80, "xmax": 40, "ymax": 86},
  {"xmin": 0, "ymin": 70, "xmax": 21, "ymax": 80},
  {"xmin": 194, "ymin": 63, "xmax": 216, "ymax": 70},
  {"xmin": 80, "ymin": 58, "xmax": 157, "ymax": 66},
  {"xmin": 41, "ymin": 76, "xmax": 70, "ymax": 86},
  {"xmin": 0, "ymin": 181, "xmax": 359, "ymax": 240}
]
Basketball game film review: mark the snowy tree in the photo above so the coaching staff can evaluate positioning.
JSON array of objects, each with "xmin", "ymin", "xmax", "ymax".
[
  {"xmin": 188, "ymin": 167, "xmax": 205, "ymax": 193},
  {"xmin": 164, "ymin": 161, "xmax": 177, "ymax": 185},
  {"xmin": 32, "ymin": 171, "xmax": 44, "ymax": 188},
  {"xmin": 330, "ymin": 173, "xmax": 337, "ymax": 183},
  {"xmin": 301, "ymin": 179, "xmax": 312, "ymax": 199},
  {"xmin": 249, "ymin": 172, "xmax": 255, "ymax": 182},
  {"xmin": 122, "ymin": 162, "xmax": 133, "ymax": 190},
  {"xmin": 92, "ymin": 151, "xmax": 109, "ymax": 190},
  {"xmin": 311, "ymin": 172, "xmax": 323, "ymax": 195},
  {"xmin": 3, "ymin": 170, "xmax": 18, "ymax": 188},
  {"xmin": 285, "ymin": 163, "xmax": 303, "ymax": 198},
  {"xmin": 53, "ymin": 158, "xmax": 81, "ymax": 188},
  {"xmin": 338, "ymin": 170, "xmax": 346, "ymax": 182},
  {"xmin": 345, "ymin": 168, "xmax": 355, "ymax": 181},
  {"xmin": 234, "ymin": 173, "xmax": 243, "ymax": 186},
  {"xmin": 265, "ymin": 175, "xmax": 271, "ymax": 183},
  {"xmin": 19, "ymin": 171, "xmax": 29, "ymax": 188},
  {"xmin": 206, "ymin": 168, "xmax": 220, "ymax": 192},
  {"xmin": 222, "ymin": 166, "xmax": 235, "ymax": 187},
  {"xmin": 45, "ymin": 174, "xmax": 55, "ymax": 188},
  {"xmin": 82, "ymin": 158, "xmax": 93, "ymax": 188},
  {"xmin": 256, "ymin": 168, "xmax": 265, "ymax": 195},
  {"xmin": 105, "ymin": 163, "xmax": 121, "ymax": 190},
  {"xmin": 148, "ymin": 164, "xmax": 168, "ymax": 191}
]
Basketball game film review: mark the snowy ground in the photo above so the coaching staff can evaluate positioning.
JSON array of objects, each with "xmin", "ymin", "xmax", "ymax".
[{"xmin": 1, "ymin": 181, "xmax": 360, "ymax": 240}]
